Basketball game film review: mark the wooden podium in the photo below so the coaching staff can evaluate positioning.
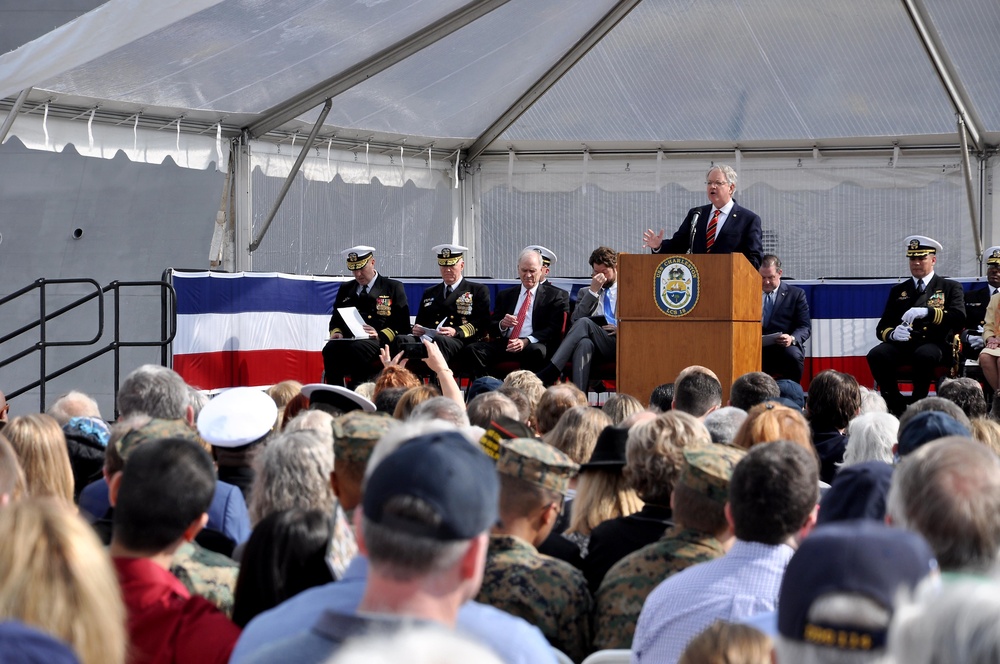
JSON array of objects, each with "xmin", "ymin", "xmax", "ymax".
[{"xmin": 617, "ymin": 253, "xmax": 761, "ymax": 404}]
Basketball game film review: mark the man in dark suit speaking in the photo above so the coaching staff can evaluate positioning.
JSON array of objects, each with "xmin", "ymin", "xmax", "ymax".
[
  {"xmin": 759, "ymin": 254, "xmax": 811, "ymax": 382},
  {"xmin": 642, "ymin": 164, "xmax": 763, "ymax": 269},
  {"xmin": 461, "ymin": 249, "xmax": 569, "ymax": 376}
]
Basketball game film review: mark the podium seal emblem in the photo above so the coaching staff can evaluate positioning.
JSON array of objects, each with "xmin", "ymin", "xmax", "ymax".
[{"xmin": 654, "ymin": 257, "xmax": 699, "ymax": 317}]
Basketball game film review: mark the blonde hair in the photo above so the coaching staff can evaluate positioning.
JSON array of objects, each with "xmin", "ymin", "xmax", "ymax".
[
  {"xmin": 678, "ymin": 620, "xmax": 772, "ymax": 664},
  {"xmin": 0, "ymin": 499, "xmax": 126, "ymax": 664},
  {"xmin": 4, "ymin": 413, "xmax": 74, "ymax": 504},
  {"xmin": 624, "ymin": 410, "xmax": 711, "ymax": 504},
  {"xmin": 602, "ymin": 393, "xmax": 644, "ymax": 425},
  {"xmin": 543, "ymin": 405, "xmax": 611, "ymax": 465},
  {"xmin": 731, "ymin": 402, "xmax": 812, "ymax": 453},
  {"xmin": 566, "ymin": 470, "xmax": 643, "ymax": 536},
  {"xmin": 267, "ymin": 380, "xmax": 303, "ymax": 430},
  {"xmin": 393, "ymin": 385, "xmax": 441, "ymax": 420},
  {"xmin": 502, "ymin": 370, "xmax": 545, "ymax": 414},
  {"xmin": 0, "ymin": 434, "xmax": 27, "ymax": 502},
  {"xmin": 969, "ymin": 417, "xmax": 1000, "ymax": 458}
]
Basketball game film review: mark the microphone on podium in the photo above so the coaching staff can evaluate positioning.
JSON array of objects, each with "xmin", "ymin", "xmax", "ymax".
[{"xmin": 687, "ymin": 209, "xmax": 702, "ymax": 254}]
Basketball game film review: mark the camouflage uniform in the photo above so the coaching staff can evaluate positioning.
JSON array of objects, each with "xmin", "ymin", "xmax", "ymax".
[
  {"xmin": 476, "ymin": 438, "xmax": 592, "ymax": 662},
  {"xmin": 477, "ymin": 534, "xmax": 594, "ymax": 663},
  {"xmin": 331, "ymin": 411, "xmax": 395, "ymax": 466},
  {"xmin": 592, "ymin": 443, "xmax": 746, "ymax": 650},
  {"xmin": 593, "ymin": 527, "xmax": 725, "ymax": 650},
  {"xmin": 171, "ymin": 541, "xmax": 239, "ymax": 618}
]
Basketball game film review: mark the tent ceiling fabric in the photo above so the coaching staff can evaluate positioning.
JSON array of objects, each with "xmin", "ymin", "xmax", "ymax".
[{"xmin": 1, "ymin": 0, "xmax": 998, "ymax": 161}]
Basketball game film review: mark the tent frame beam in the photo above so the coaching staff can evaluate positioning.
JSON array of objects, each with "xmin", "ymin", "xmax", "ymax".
[
  {"xmin": 466, "ymin": 0, "xmax": 644, "ymax": 161},
  {"xmin": 248, "ymin": 99, "xmax": 332, "ymax": 252},
  {"xmin": 902, "ymin": 0, "xmax": 984, "ymax": 150},
  {"xmin": 0, "ymin": 88, "xmax": 31, "ymax": 146},
  {"xmin": 246, "ymin": 0, "xmax": 514, "ymax": 139}
]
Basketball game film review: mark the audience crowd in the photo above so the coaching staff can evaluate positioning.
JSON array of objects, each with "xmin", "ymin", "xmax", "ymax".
[{"xmin": 3, "ymin": 342, "xmax": 1000, "ymax": 664}]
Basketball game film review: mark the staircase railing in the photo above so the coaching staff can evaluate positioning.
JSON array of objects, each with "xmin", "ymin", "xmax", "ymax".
[{"xmin": 0, "ymin": 277, "xmax": 176, "ymax": 416}]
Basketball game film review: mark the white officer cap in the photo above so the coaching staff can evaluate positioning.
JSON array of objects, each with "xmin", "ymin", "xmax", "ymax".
[
  {"xmin": 301, "ymin": 384, "xmax": 376, "ymax": 413},
  {"xmin": 197, "ymin": 387, "xmax": 278, "ymax": 448},
  {"xmin": 904, "ymin": 235, "xmax": 942, "ymax": 257},
  {"xmin": 985, "ymin": 246, "xmax": 1000, "ymax": 267},
  {"xmin": 432, "ymin": 244, "xmax": 468, "ymax": 267},
  {"xmin": 524, "ymin": 245, "xmax": 558, "ymax": 269},
  {"xmin": 341, "ymin": 246, "xmax": 376, "ymax": 270}
]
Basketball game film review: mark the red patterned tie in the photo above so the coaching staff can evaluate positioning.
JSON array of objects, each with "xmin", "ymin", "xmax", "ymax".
[
  {"xmin": 705, "ymin": 209, "xmax": 721, "ymax": 252},
  {"xmin": 510, "ymin": 290, "xmax": 533, "ymax": 339}
]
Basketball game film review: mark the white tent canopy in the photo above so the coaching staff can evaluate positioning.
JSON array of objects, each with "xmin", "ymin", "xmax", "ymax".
[
  {"xmin": 0, "ymin": 0, "xmax": 997, "ymax": 278},
  {"xmin": 2, "ymin": 0, "xmax": 998, "ymax": 157}
]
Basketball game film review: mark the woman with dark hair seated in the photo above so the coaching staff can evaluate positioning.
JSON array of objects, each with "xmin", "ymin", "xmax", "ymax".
[{"xmin": 231, "ymin": 508, "xmax": 336, "ymax": 628}]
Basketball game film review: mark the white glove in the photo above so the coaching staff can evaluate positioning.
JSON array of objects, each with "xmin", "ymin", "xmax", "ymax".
[
  {"xmin": 901, "ymin": 307, "xmax": 929, "ymax": 325},
  {"xmin": 890, "ymin": 324, "xmax": 911, "ymax": 342},
  {"xmin": 968, "ymin": 335, "xmax": 985, "ymax": 351}
]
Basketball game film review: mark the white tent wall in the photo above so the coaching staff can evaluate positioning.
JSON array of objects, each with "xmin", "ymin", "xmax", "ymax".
[
  {"xmin": 468, "ymin": 151, "xmax": 984, "ymax": 279},
  {"xmin": 0, "ymin": 137, "xmax": 223, "ymax": 417},
  {"xmin": 0, "ymin": 1, "xmax": 231, "ymax": 418},
  {"xmin": 239, "ymin": 141, "xmax": 460, "ymax": 276}
]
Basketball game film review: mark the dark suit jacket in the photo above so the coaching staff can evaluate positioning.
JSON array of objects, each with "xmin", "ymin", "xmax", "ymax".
[
  {"xmin": 965, "ymin": 286, "xmax": 993, "ymax": 330},
  {"xmin": 876, "ymin": 274, "xmax": 965, "ymax": 346},
  {"xmin": 327, "ymin": 274, "xmax": 410, "ymax": 345},
  {"xmin": 491, "ymin": 282, "xmax": 569, "ymax": 347},
  {"xmin": 656, "ymin": 202, "xmax": 763, "ymax": 269},
  {"xmin": 962, "ymin": 285, "xmax": 993, "ymax": 358},
  {"xmin": 414, "ymin": 279, "xmax": 491, "ymax": 342},
  {"xmin": 763, "ymin": 282, "xmax": 811, "ymax": 347}
]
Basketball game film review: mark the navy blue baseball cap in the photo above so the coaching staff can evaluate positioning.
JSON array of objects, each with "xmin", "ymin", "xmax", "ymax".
[
  {"xmin": 817, "ymin": 461, "xmax": 894, "ymax": 525},
  {"xmin": 778, "ymin": 520, "xmax": 936, "ymax": 651},
  {"xmin": 897, "ymin": 411, "xmax": 970, "ymax": 457},
  {"xmin": 363, "ymin": 430, "xmax": 499, "ymax": 541},
  {"xmin": 776, "ymin": 379, "xmax": 806, "ymax": 409}
]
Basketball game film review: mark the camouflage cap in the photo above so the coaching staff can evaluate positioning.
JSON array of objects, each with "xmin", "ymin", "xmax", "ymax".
[
  {"xmin": 117, "ymin": 418, "xmax": 201, "ymax": 461},
  {"xmin": 497, "ymin": 438, "xmax": 579, "ymax": 493},
  {"xmin": 679, "ymin": 444, "xmax": 746, "ymax": 506},
  {"xmin": 479, "ymin": 415, "xmax": 534, "ymax": 462},
  {"xmin": 332, "ymin": 411, "xmax": 395, "ymax": 465}
]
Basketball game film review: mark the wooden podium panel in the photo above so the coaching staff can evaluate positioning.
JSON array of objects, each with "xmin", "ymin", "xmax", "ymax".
[{"xmin": 617, "ymin": 253, "xmax": 761, "ymax": 404}]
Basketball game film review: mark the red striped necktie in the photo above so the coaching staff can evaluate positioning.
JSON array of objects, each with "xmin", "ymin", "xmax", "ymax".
[
  {"xmin": 510, "ymin": 291, "xmax": 532, "ymax": 339},
  {"xmin": 706, "ymin": 209, "xmax": 721, "ymax": 251}
]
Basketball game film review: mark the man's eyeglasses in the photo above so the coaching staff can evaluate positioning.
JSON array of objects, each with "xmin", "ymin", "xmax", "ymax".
[{"xmin": 705, "ymin": 180, "xmax": 730, "ymax": 187}]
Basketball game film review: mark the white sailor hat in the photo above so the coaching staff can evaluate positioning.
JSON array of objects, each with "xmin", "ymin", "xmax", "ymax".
[
  {"xmin": 432, "ymin": 244, "xmax": 468, "ymax": 267},
  {"xmin": 524, "ymin": 245, "xmax": 557, "ymax": 269},
  {"xmin": 197, "ymin": 387, "xmax": 278, "ymax": 448},
  {"xmin": 904, "ymin": 236, "xmax": 942, "ymax": 257},
  {"xmin": 986, "ymin": 246, "xmax": 1000, "ymax": 266},
  {"xmin": 341, "ymin": 246, "xmax": 376, "ymax": 270},
  {"xmin": 301, "ymin": 384, "xmax": 376, "ymax": 413}
]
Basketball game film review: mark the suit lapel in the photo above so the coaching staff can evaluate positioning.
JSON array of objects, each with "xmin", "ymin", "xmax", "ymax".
[{"xmin": 772, "ymin": 283, "xmax": 786, "ymax": 316}]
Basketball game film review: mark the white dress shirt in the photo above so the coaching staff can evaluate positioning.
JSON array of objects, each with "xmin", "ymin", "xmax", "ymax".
[{"xmin": 507, "ymin": 285, "xmax": 540, "ymax": 343}]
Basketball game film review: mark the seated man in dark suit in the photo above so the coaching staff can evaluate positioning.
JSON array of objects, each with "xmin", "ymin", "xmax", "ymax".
[
  {"xmin": 460, "ymin": 249, "xmax": 569, "ymax": 376},
  {"xmin": 759, "ymin": 254, "xmax": 811, "ymax": 383},
  {"xmin": 394, "ymin": 244, "xmax": 490, "ymax": 367},
  {"xmin": 866, "ymin": 235, "xmax": 965, "ymax": 415},
  {"xmin": 322, "ymin": 246, "xmax": 410, "ymax": 388},
  {"xmin": 536, "ymin": 246, "xmax": 619, "ymax": 390},
  {"xmin": 642, "ymin": 164, "xmax": 763, "ymax": 269}
]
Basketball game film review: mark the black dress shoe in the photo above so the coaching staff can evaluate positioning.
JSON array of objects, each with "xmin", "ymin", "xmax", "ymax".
[{"xmin": 536, "ymin": 362, "xmax": 560, "ymax": 386}]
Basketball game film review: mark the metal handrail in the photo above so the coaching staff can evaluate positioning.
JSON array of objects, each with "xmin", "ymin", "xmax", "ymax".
[{"xmin": 0, "ymin": 278, "xmax": 176, "ymax": 414}]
